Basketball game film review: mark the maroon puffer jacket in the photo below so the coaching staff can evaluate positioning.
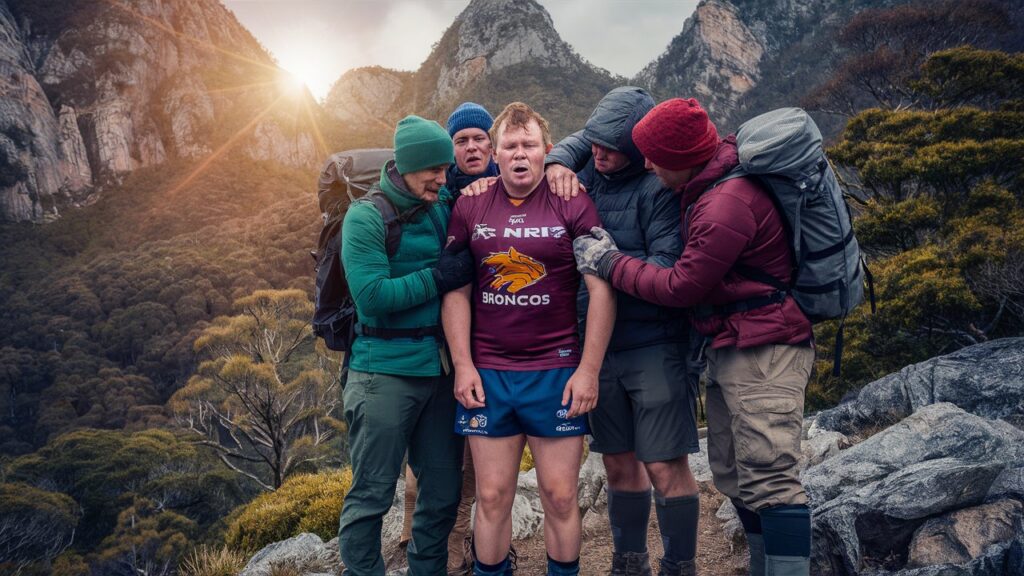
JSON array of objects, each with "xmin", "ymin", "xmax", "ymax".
[{"xmin": 607, "ymin": 136, "xmax": 813, "ymax": 349}]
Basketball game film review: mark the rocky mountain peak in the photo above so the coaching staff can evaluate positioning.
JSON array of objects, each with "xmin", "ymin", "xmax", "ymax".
[
  {"xmin": 416, "ymin": 0, "xmax": 602, "ymax": 121},
  {"xmin": 449, "ymin": 0, "xmax": 579, "ymax": 72}
]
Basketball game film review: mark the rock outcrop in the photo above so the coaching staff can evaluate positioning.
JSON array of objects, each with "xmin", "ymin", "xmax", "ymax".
[
  {"xmin": 806, "ymin": 403, "xmax": 1024, "ymax": 574},
  {"xmin": 814, "ymin": 338, "xmax": 1024, "ymax": 436},
  {"xmin": 0, "ymin": 0, "xmax": 320, "ymax": 222},
  {"xmin": 323, "ymin": 67, "xmax": 415, "ymax": 137},
  {"xmin": 239, "ymin": 533, "xmax": 339, "ymax": 576},
  {"xmin": 805, "ymin": 338, "xmax": 1024, "ymax": 575},
  {"xmin": 0, "ymin": 3, "xmax": 92, "ymax": 222}
]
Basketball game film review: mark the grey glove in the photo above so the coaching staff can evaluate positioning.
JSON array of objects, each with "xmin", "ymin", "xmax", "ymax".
[{"xmin": 572, "ymin": 226, "xmax": 621, "ymax": 279}]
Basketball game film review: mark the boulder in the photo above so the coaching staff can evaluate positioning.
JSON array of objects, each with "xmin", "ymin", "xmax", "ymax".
[
  {"xmin": 511, "ymin": 468, "xmax": 545, "ymax": 540},
  {"xmin": 906, "ymin": 500, "xmax": 1023, "ymax": 568},
  {"xmin": 804, "ymin": 403, "xmax": 1024, "ymax": 504},
  {"xmin": 987, "ymin": 465, "xmax": 1024, "ymax": 501},
  {"xmin": 815, "ymin": 339, "xmax": 1024, "ymax": 436},
  {"xmin": 691, "ymin": 438, "xmax": 713, "ymax": 483},
  {"xmin": 240, "ymin": 533, "xmax": 338, "ymax": 576},
  {"xmin": 801, "ymin": 419, "xmax": 850, "ymax": 470},
  {"xmin": 715, "ymin": 498, "xmax": 745, "ymax": 547},
  {"xmin": 803, "ymin": 403, "xmax": 1024, "ymax": 575},
  {"xmin": 577, "ymin": 449, "xmax": 608, "ymax": 516}
]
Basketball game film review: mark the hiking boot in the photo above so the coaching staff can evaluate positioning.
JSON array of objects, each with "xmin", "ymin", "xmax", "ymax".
[
  {"xmin": 657, "ymin": 558, "xmax": 696, "ymax": 576},
  {"xmin": 611, "ymin": 551, "xmax": 653, "ymax": 576},
  {"xmin": 448, "ymin": 536, "xmax": 473, "ymax": 576}
]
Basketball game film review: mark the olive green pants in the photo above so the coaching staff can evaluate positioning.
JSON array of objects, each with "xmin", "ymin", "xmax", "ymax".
[{"xmin": 339, "ymin": 370, "xmax": 463, "ymax": 575}]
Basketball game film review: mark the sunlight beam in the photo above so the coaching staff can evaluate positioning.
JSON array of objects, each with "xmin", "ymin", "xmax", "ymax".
[
  {"xmin": 202, "ymin": 80, "xmax": 280, "ymax": 96},
  {"xmin": 166, "ymin": 93, "xmax": 287, "ymax": 197},
  {"xmin": 299, "ymin": 92, "xmax": 329, "ymax": 158}
]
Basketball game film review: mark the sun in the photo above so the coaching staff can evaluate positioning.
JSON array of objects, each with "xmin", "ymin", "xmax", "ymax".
[
  {"xmin": 276, "ymin": 69, "xmax": 308, "ymax": 97},
  {"xmin": 275, "ymin": 46, "xmax": 334, "ymax": 101}
]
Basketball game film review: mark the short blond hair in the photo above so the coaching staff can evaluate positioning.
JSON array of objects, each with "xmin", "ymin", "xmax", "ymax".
[{"xmin": 489, "ymin": 102, "xmax": 552, "ymax": 148}]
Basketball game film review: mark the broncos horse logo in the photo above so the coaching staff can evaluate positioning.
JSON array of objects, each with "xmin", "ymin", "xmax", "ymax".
[{"xmin": 483, "ymin": 247, "xmax": 546, "ymax": 293}]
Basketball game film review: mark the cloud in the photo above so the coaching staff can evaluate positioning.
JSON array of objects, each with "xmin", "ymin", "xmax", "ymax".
[{"xmin": 543, "ymin": 0, "xmax": 699, "ymax": 77}]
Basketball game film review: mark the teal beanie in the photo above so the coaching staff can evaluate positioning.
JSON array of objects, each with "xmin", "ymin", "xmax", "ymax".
[{"xmin": 393, "ymin": 115, "xmax": 454, "ymax": 174}]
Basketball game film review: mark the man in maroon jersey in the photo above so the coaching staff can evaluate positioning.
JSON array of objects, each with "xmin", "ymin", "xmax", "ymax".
[{"xmin": 442, "ymin": 102, "xmax": 615, "ymax": 576}]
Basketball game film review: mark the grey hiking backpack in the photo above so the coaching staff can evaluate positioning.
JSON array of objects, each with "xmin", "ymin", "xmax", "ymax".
[
  {"xmin": 312, "ymin": 149, "xmax": 408, "ymax": 352},
  {"xmin": 718, "ymin": 108, "xmax": 874, "ymax": 373}
]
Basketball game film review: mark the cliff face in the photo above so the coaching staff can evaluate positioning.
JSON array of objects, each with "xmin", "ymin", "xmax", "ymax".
[
  {"xmin": 322, "ymin": 66, "xmax": 415, "ymax": 138},
  {"xmin": 0, "ymin": 0, "xmax": 320, "ymax": 223},
  {"xmin": 0, "ymin": 3, "xmax": 91, "ymax": 222},
  {"xmin": 634, "ymin": 1, "xmax": 764, "ymax": 121},
  {"xmin": 632, "ymin": 0, "xmax": 891, "ymax": 133},
  {"xmin": 632, "ymin": 0, "xmax": 1023, "ymax": 135}
]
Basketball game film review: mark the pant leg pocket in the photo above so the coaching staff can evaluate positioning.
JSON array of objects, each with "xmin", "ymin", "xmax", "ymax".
[{"xmin": 734, "ymin": 394, "xmax": 799, "ymax": 467}]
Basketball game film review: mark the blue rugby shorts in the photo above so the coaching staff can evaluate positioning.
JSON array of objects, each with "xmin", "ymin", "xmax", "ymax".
[{"xmin": 454, "ymin": 367, "xmax": 590, "ymax": 438}]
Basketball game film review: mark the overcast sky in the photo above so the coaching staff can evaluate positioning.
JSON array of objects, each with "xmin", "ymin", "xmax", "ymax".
[{"xmin": 223, "ymin": 0, "xmax": 699, "ymax": 100}]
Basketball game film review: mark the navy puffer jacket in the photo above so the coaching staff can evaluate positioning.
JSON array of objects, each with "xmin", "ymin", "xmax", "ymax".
[{"xmin": 547, "ymin": 86, "xmax": 686, "ymax": 351}]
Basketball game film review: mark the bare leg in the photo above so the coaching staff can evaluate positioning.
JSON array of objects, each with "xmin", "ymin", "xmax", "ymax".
[
  {"xmin": 470, "ymin": 434, "xmax": 526, "ymax": 564},
  {"xmin": 645, "ymin": 454, "xmax": 698, "ymax": 498},
  {"xmin": 528, "ymin": 435, "xmax": 585, "ymax": 562},
  {"xmin": 603, "ymin": 451, "xmax": 651, "ymax": 492}
]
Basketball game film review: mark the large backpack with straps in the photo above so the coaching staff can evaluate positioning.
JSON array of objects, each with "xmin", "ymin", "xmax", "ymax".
[
  {"xmin": 716, "ymin": 108, "xmax": 874, "ymax": 373},
  {"xmin": 312, "ymin": 148, "xmax": 414, "ymax": 351}
]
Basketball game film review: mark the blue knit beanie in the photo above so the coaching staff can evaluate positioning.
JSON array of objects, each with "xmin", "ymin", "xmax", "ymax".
[
  {"xmin": 393, "ymin": 115, "xmax": 454, "ymax": 175},
  {"xmin": 446, "ymin": 102, "xmax": 494, "ymax": 137}
]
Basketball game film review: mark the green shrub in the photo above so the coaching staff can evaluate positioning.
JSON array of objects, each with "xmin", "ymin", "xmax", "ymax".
[{"xmin": 225, "ymin": 468, "xmax": 352, "ymax": 552}]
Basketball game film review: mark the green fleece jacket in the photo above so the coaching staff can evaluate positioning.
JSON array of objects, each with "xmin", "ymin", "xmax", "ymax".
[{"xmin": 341, "ymin": 161, "xmax": 451, "ymax": 377}]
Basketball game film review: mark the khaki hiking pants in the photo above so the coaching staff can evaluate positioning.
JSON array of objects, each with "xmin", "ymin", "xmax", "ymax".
[{"xmin": 705, "ymin": 343, "xmax": 814, "ymax": 511}]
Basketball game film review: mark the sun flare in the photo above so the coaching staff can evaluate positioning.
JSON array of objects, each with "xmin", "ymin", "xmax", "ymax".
[
  {"xmin": 276, "ymin": 69, "xmax": 308, "ymax": 96},
  {"xmin": 275, "ymin": 46, "xmax": 334, "ymax": 101}
]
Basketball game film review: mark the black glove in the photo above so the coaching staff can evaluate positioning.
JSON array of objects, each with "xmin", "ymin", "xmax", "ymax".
[{"xmin": 432, "ymin": 248, "xmax": 475, "ymax": 295}]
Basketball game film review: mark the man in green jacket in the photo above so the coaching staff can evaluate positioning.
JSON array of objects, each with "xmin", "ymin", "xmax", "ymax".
[{"xmin": 338, "ymin": 115, "xmax": 474, "ymax": 576}]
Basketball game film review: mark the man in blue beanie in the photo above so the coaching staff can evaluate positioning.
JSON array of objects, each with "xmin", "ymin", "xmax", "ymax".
[{"xmin": 446, "ymin": 102, "xmax": 500, "ymax": 193}]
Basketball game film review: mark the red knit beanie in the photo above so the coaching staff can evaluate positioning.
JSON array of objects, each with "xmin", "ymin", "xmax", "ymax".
[{"xmin": 632, "ymin": 98, "xmax": 719, "ymax": 170}]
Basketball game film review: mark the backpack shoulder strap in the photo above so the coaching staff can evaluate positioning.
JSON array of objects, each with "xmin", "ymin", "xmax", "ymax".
[{"xmin": 363, "ymin": 187, "xmax": 403, "ymax": 258}]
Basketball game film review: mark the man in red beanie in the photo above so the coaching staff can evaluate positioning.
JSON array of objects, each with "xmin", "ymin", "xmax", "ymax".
[{"xmin": 573, "ymin": 98, "xmax": 815, "ymax": 576}]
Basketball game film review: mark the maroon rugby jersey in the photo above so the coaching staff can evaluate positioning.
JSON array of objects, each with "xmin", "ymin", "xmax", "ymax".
[{"xmin": 447, "ymin": 178, "xmax": 601, "ymax": 370}]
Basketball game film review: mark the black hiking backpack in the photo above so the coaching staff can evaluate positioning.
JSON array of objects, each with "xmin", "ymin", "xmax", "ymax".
[
  {"xmin": 311, "ymin": 149, "xmax": 399, "ymax": 352},
  {"xmin": 713, "ymin": 108, "xmax": 875, "ymax": 374}
]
